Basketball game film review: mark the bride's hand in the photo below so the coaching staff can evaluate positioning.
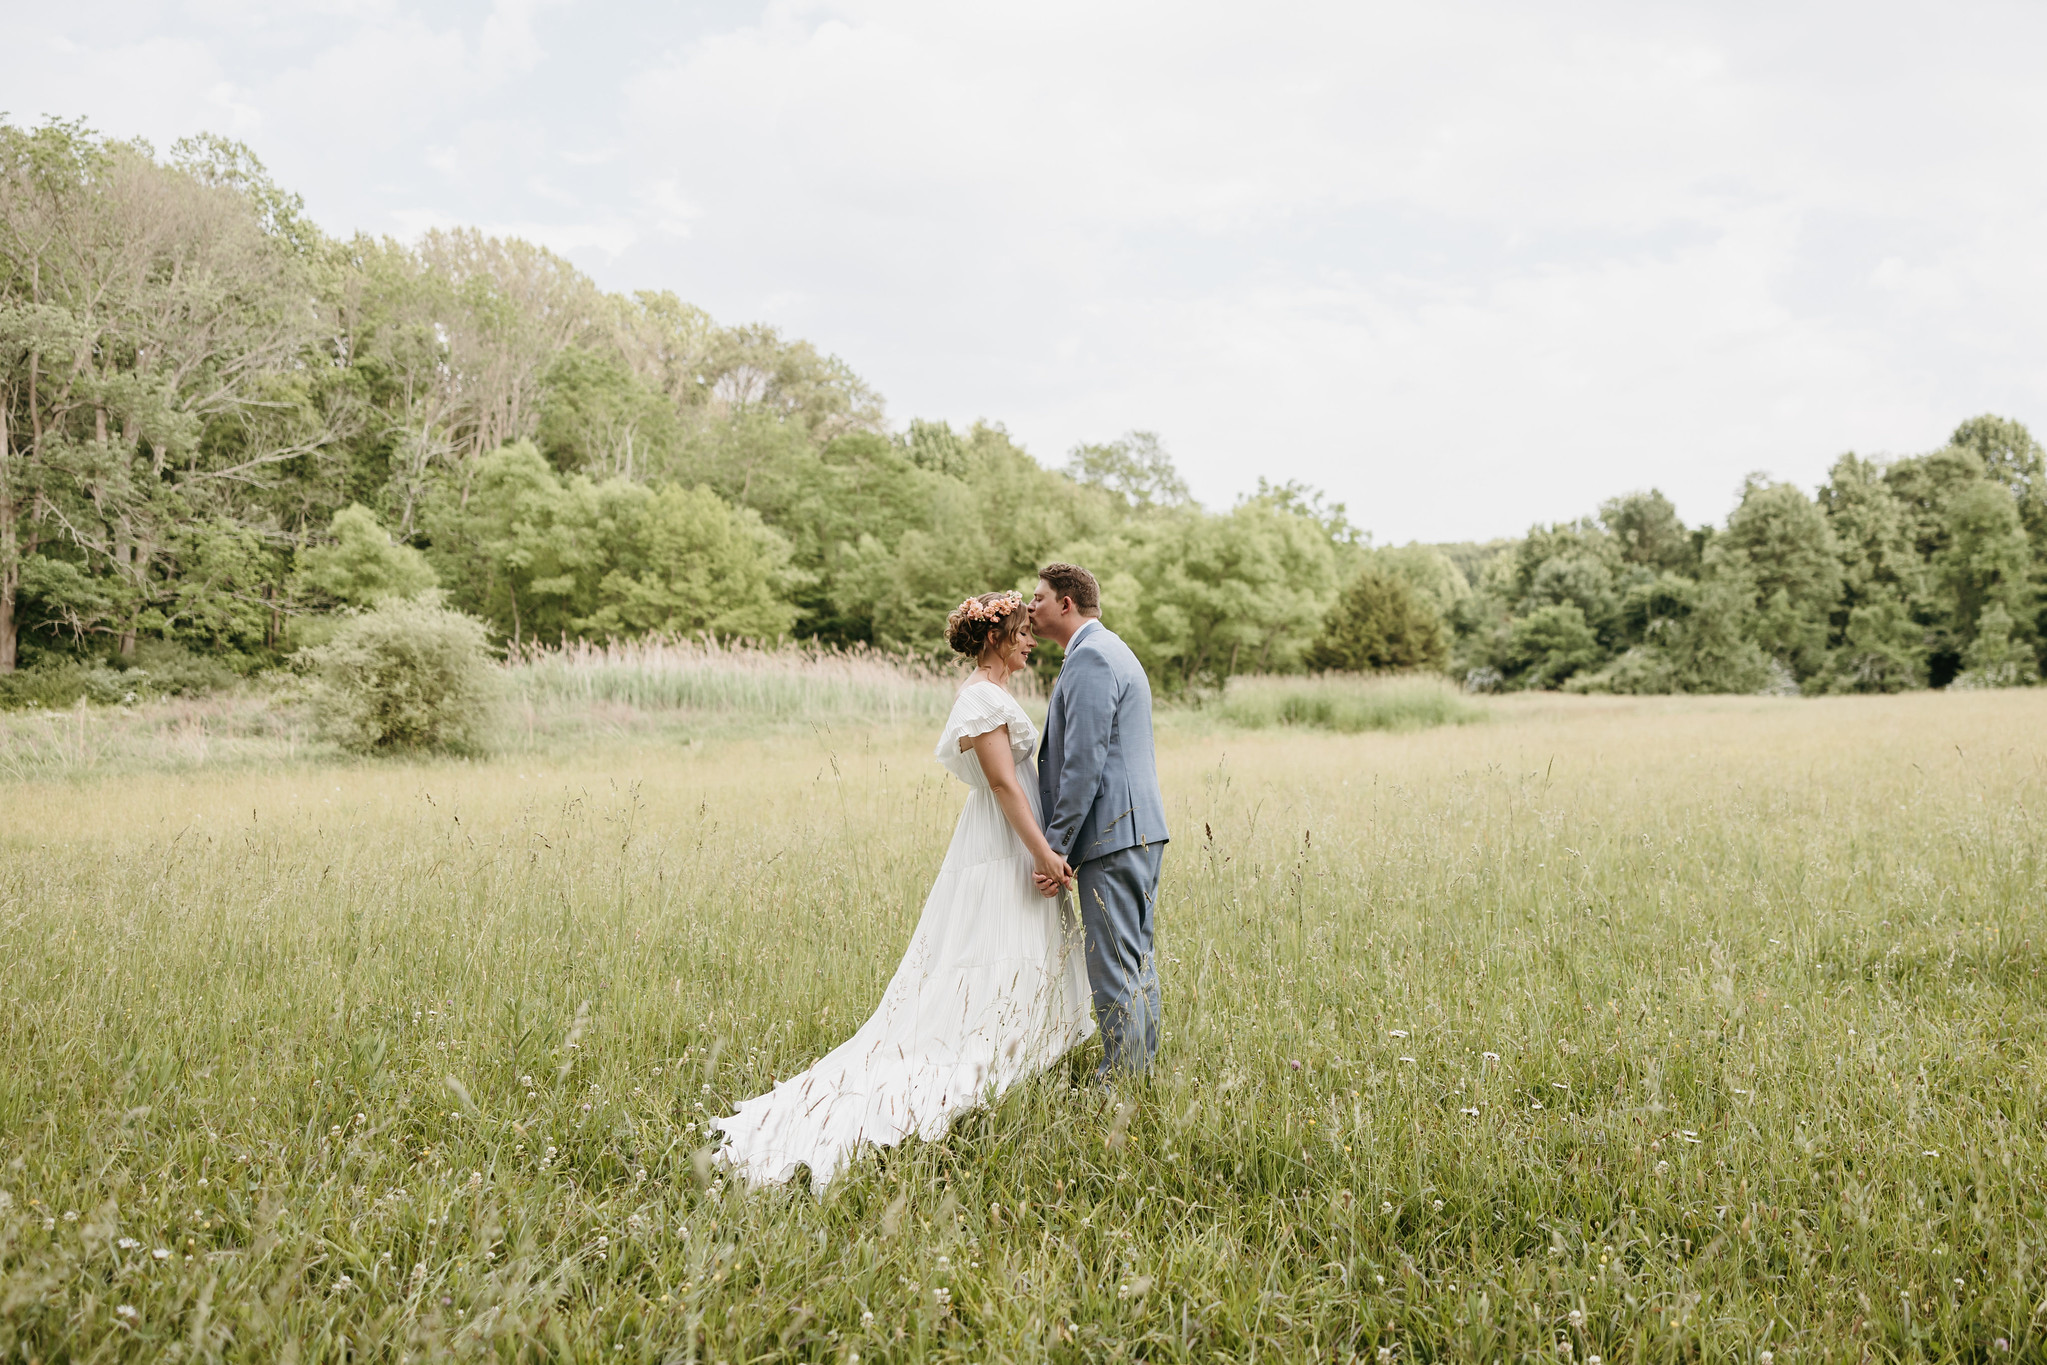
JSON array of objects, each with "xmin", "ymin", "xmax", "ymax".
[{"xmin": 1033, "ymin": 851, "xmax": 1073, "ymax": 896}]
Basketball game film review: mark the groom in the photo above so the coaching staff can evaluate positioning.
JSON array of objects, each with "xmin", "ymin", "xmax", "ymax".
[{"xmin": 1029, "ymin": 563, "xmax": 1170, "ymax": 1078}]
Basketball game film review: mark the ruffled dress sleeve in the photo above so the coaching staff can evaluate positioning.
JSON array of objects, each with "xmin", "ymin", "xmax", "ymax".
[
  {"xmin": 942, "ymin": 682, "xmax": 1017, "ymax": 750},
  {"xmin": 935, "ymin": 683, "xmax": 1031, "ymax": 786}
]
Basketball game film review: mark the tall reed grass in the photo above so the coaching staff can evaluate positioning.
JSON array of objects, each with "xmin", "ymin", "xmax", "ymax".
[
  {"xmin": 1216, "ymin": 671, "xmax": 1487, "ymax": 733},
  {"xmin": 509, "ymin": 637, "xmax": 966, "ymax": 726}
]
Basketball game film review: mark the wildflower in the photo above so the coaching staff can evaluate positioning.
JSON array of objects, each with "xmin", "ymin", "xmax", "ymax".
[
  {"xmin": 1398, "ymin": 1056, "xmax": 1416, "ymax": 1064},
  {"xmin": 1758, "ymin": 1354, "xmax": 1773, "ymax": 1365},
  {"xmin": 1381, "ymin": 1201, "xmax": 1394, "ymax": 1214},
  {"xmin": 117, "ymin": 1237, "xmax": 140, "ymax": 1250},
  {"xmin": 1531, "ymin": 1101, "xmax": 1544, "ymax": 1110},
  {"xmin": 1551, "ymin": 1083, "xmax": 1568, "ymax": 1091},
  {"xmin": 1558, "ymin": 1340, "xmax": 1572, "ymax": 1358},
  {"xmin": 1568, "ymin": 1308, "xmax": 1584, "ymax": 1327},
  {"xmin": 861, "ymin": 1310, "xmax": 875, "ymax": 1328},
  {"xmin": 1432, "ymin": 1199, "xmax": 1444, "ymax": 1211},
  {"xmin": 1655, "ymin": 1161, "xmax": 1669, "ymax": 1173},
  {"xmin": 330, "ymin": 1126, "xmax": 342, "ymax": 1137},
  {"xmin": 1482, "ymin": 1052, "xmax": 1499, "ymax": 1062},
  {"xmin": 1290, "ymin": 1059, "xmax": 1302, "ymax": 1070},
  {"xmin": 1588, "ymin": 1358, "xmax": 1602, "ymax": 1365},
  {"xmin": 1378, "ymin": 1348, "xmax": 1395, "ymax": 1362},
  {"xmin": 1389, "ymin": 1030, "xmax": 1408, "ymax": 1039},
  {"xmin": 1997, "ymin": 1339, "xmax": 2011, "ymax": 1352},
  {"xmin": 1923, "ymin": 1150, "xmax": 1939, "ymax": 1158},
  {"xmin": 335, "ymin": 1274, "xmax": 355, "ymax": 1291},
  {"xmin": 116, "ymin": 1304, "xmax": 139, "ymax": 1320},
  {"xmin": 933, "ymin": 1286, "xmax": 951, "ymax": 1306},
  {"xmin": 1460, "ymin": 1106, "xmax": 1480, "ymax": 1117},
  {"xmin": 62, "ymin": 1210, "xmax": 78, "ymax": 1222},
  {"xmin": 152, "ymin": 1248, "xmax": 172, "ymax": 1260}
]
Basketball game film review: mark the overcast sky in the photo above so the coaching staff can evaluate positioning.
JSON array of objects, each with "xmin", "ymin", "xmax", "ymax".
[{"xmin": 10, "ymin": 1, "xmax": 2047, "ymax": 542}]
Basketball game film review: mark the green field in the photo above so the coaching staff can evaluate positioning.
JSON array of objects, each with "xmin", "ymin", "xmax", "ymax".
[{"xmin": 2, "ymin": 687, "xmax": 2044, "ymax": 1362}]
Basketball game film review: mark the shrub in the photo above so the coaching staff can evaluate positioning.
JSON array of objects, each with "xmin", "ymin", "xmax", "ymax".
[
  {"xmin": 1304, "ymin": 567, "xmax": 1449, "ymax": 672},
  {"xmin": 0, "ymin": 660, "xmax": 128, "ymax": 710},
  {"xmin": 299, "ymin": 596, "xmax": 499, "ymax": 753}
]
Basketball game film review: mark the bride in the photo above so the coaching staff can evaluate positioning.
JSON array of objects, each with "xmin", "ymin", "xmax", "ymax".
[{"xmin": 710, "ymin": 590, "xmax": 1096, "ymax": 1193}]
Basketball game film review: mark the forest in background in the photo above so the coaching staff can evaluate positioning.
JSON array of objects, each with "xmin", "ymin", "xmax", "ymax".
[{"xmin": 3, "ymin": 118, "xmax": 2044, "ymax": 704}]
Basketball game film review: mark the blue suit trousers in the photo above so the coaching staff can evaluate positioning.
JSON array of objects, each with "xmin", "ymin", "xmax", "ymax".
[{"xmin": 1074, "ymin": 842, "xmax": 1165, "ymax": 1078}]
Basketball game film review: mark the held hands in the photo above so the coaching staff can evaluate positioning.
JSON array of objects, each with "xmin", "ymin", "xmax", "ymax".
[{"xmin": 1032, "ymin": 849, "xmax": 1075, "ymax": 898}]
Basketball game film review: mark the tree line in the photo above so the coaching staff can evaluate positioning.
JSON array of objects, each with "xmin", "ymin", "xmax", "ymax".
[{"xmin": 2, "ymin": 118, "xmax": 2043, "ymax": 702}]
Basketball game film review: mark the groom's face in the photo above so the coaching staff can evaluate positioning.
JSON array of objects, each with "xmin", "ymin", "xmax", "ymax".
[{"xmin": 1029, "ymin": 579, "xmax": 1063, "ymax": 627}]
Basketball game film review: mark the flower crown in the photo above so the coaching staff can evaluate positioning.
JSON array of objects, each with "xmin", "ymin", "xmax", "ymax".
[{"xmin": 950, "ymin": 590, "xmax": 1025, "ymax": 625}]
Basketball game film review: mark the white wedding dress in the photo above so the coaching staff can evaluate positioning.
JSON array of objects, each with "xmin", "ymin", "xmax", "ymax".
[{"xmin": 711, "ymin": 680, "xmax": 1096, "ymax": 1194}]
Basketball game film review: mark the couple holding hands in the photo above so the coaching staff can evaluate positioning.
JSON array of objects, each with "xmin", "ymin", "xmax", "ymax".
[{"xmin": 713, "ymin": 563, "xmax": 1168, "ymax": 1193}]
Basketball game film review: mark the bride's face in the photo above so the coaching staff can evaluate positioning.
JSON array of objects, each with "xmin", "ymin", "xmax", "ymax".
[{"xmin": 989, "ymin": 624, "xmax": 1034, "ymax": 673}]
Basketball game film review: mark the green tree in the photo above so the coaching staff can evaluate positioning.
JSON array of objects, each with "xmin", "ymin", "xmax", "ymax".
[
  {"xmin": 1816, "ymin": 452, "xmax": 1924, "ymax": 689},
  {"xmin": 1501, "ymin": 604, "xmax": 1602, "ymax": 690},
  {"xmin": 1304, "ymin": 566, "xmax": 1448, "ymax": 672},
  {"xmin": 1707, "ymin": 478, "xmax": 1840, "ymax": 683},
  {"xmin": 1064, "ymin": 431, "xmax": 1191, "ymax": 514},
  {"xmin": 427, "ymin": 442, "xmax": 795, "ymax": 645},
  {"xmin": 536, "ymin": 346, "xmax": 682, "ymax": 482},
  {"xmin": 294, "ymin": 504, "xmax": 437, "ymax": 608},
  {"xmin": 1600, "ymin": 489, "xmax": 1694, "ymax": 573},
  {"xmin": 1937, "ymin": 480, "xmax": 2033, "ymax": 649},
  {"xmin": 1060, "ymin": 501, "xmax": 1339, "ymax": 690},
  {"xmin": 0, "ymin": 120, "xmax": 334, "ymax": 670}
]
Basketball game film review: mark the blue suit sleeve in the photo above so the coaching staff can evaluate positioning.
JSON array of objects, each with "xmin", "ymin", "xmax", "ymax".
[{"xmin": 1045, "ymin": 646, "xmax": 1116, "ymax": 859}]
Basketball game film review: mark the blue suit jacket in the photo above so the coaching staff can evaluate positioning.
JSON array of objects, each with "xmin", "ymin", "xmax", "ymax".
[{"xmin": 1038, "ymin": 620, "xmax": 1170, "ymax": 864}]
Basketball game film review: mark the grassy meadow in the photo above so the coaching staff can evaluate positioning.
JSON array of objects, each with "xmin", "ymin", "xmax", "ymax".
[{"xmin": 2, "ymin": 681, "xmax": 2045, "ymax": 1362}]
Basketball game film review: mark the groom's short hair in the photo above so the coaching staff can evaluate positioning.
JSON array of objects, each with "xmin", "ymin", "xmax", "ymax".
[{"xmin": 1038, "ymin": 563, "xmax": 1100, "ymax": 616}]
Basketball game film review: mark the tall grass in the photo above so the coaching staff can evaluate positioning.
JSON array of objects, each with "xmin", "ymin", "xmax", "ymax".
[
  {"xmin": 0, "ymin": 688, "xmax": 316, "ymax": 782},
  {"xmin": 509, "ymin": 636, "xmax": 966, "ymax": 726},
  {"xmin": 1, "ymin": 689, "xmax": 2042, "ymax": 1360},
  {"xmin": 0, "ymin": 641, "xmax": 971, "ymax": 780},
  {"xmin": 1217, "ymin": 671, "xmax": 1487, "ymax": 733}
]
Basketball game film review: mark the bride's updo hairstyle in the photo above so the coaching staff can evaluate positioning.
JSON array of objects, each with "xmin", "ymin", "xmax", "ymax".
[{"xmin": 945, "ymin": 590, "xmax": 1028, "ymax": 659}]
